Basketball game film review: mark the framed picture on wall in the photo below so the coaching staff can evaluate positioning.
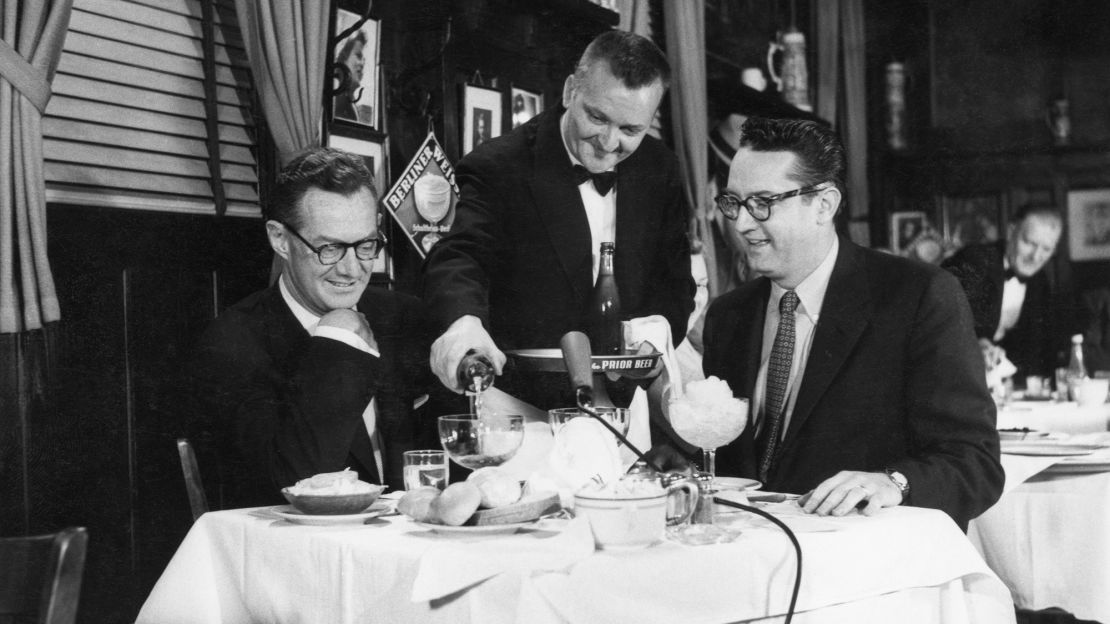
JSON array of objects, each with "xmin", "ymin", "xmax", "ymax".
[
  {"xmin": 461, "ymin": 84, "xmax": 502, "ymax": 156},
  {"xmin": 327, "ymin": 126, "xmax": 391, "ymax": 276},
  {"xmin": 1067, "ymin": 188, "xmax": 1110, "ymax": 261},
  {"xmin": 510, "ymin": 86, "xmax": 543, "ymax": 129},
  {"xmin": 939, "ymin": 193, "xmax": 1005, "ymax": 250},
  {"xmin": 331, "ymin": 9, "xmax": 380, "ymax": 129},
  {"xmin": 891, "ymin": 211, "xmax": 927, "ymax": 254}
]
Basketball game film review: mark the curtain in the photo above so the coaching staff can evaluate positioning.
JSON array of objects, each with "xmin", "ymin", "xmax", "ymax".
[
  {"xmin": 815, "ymin": 0, "xmax": 868, "ymax": 222},
  {"xmin": 234, "ymin": 0, "xmax": 330, "ymax": 165},
  {"xmin": 661, "ymin": 1, "xmax": 713, "ymax": 299},
  {"xmin": 0, "ymin": 0, "xmax": 72, "ymax": 334}
]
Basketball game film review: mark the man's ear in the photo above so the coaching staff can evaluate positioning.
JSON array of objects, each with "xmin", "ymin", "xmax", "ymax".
[
  {"xmin": 561, "ymin": 75, "xmax": 575, "ymax": 108},
  {"xmin": 814, "ymin": 187, "xmax": 842, "ymax": 225},
  {"xmin": 266, "ymin": 220, "xmax": 291, "ymax": 260}
]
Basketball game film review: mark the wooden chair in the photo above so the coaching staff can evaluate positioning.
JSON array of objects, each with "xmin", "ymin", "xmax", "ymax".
[
  {"xmin": 177, "ymin": 438, "xmax": 210, "ymax": 521},
  {"xmin": 0, "ymin": 526, "xmax": 88, "ymax": 624}
]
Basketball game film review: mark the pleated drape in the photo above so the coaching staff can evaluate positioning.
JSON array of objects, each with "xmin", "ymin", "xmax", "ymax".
[
  {"xmin": 0, "ymin": 0, "xmax": 72, "ymax": 334},
  {"xmin": 815, "ymin": 0, "xmax": 868, "ymax": 220},
  {"xmin": 234, "ymin": 0, "xmax": 330, "ymax": 165},
  {"xmin": 661, "ymin": 1, "xmax": 714, "ymax": 298}
]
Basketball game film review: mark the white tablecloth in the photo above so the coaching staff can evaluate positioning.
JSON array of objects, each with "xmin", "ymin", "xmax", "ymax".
[
  {"xmin": 138, "ymin": 503, "xmax": 1014, "ymax": 624},
  {"xmin": 970, "ymin": 401, "xmax": 1110, "ymax": 623}
]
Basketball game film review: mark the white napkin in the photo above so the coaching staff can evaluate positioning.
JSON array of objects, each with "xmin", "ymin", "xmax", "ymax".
[
  {"xmin": 410, "ymin": 516, "xmax": 596, "ymax": 602},
  {"xmin": 526, "ymin": 418, "xmax": 621, "ymax": 508},
  {"xmin": 622, "ymin": 315, "xmax": 679, "ymax": 465}
]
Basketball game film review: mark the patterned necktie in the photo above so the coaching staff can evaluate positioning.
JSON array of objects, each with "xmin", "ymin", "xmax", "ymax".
[
  {"xmin": 572, "ymin": 165, "xmax": 617, "ymax": 195},
  {"xmin": 759, "ymin": 290, "xmax": 799, "ymax": 482}
]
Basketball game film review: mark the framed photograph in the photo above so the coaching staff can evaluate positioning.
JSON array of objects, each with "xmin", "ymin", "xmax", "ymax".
[
  {"xmin": 510, "ymin": 86, "xmax": 543, "ymax": 129},
  {"xmin": 1067, "ymin": 188, "xmax": 1110, "ymax": 261},
  {"xmin": 939, "ymin": 193, "xmax": 1004, "ymax": 250},
  {"xmin": 326, "ymin": 127, "xmax": 391, "ymax": 276},
  {"xmin": 331, "ymin": 9, "xmax": 380, "ymax": 128},
  {"xmin": 891, "ymin": 211, "xmax": 927, "ymax": 254},
  {"xmin": 461, "ymin": 84, "xmax": 502, "ymax": 156}
]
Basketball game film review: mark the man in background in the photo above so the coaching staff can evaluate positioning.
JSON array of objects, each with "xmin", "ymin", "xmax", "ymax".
[
  {"xmin": 658, "ymin": 117, "xmax": 1001, "ymax": 530},
  {"xmin": 421, "ymin": 30, "xmax": 694, "ymax": 409},
  {"xmin": 191, "ymin": 148, "xmax": 430, "ymax": 507},
  {"xmin": 943, "ymin": 206, "xmax": 1064, "ymax": 383}
]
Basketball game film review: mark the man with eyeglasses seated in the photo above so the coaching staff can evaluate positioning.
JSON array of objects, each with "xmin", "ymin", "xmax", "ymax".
[
  {"xmin": 647, "ymin": 117, "xmax": 1002, "ymax": 531},
  {"xmin": 190, "ymin": 147, "xmax": 431, "ymax": 507}
]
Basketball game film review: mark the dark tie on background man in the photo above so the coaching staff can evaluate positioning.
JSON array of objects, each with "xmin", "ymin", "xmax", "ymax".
[
  {"xmin": 758, "ymin": 290, "xmax": 799, "ymax": 482},
  {"xmin": 572, "ymin": 165, "xmax": 617, "ymax": 196}
]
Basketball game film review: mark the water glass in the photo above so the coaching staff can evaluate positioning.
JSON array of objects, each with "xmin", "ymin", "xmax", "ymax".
[{"xmin": 403, "ymin": 450, "xmax": 448, "ymax": 491}]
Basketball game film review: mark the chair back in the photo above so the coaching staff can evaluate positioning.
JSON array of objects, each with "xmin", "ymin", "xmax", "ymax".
[
  {"xmin": 177, "ymin": 438, "xmax": 211, "ymax": 521},
  {"xmin": 0, "ymin": 526, "xmax": 88, "ymax": 624}
]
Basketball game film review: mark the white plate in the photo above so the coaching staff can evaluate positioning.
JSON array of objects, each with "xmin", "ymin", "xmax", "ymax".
[
  {"xmin": 1000, "ymin": 442, "xmax": 1105, "ymax": 456},
  {"xmin": 414, "ymin": 520, "xmax": 537, "ymax": 536},
  {"xmin": 998, "ymin": 429, "xmax": 1050, "ymax": 441},
  {"xmin": 1045, "ymin": 462, "xmax": 1110, "ymax": 474},
  {"xmin": 271, "ymin": 503, "xmax": 392, "ymax": 525},
  {"xmin": 714, "ymin": 477, "xmax": 762, "ymax": 491}
]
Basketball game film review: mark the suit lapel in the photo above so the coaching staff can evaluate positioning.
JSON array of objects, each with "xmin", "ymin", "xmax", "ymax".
[
  {"xmin": 782, "ymin": 241, "xmax": 871, "ymax": 445},
  {"xmin": 528, "ymin": 109, "xmax": 593, "ymax": 303},
  {"xmin": 262, "ymin": 284, "xmax": 310, "ymax": 374}
]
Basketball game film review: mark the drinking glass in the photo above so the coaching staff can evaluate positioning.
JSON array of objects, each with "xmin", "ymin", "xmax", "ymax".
[
  {"xmin": 438, "ymin": 414, "xmax": 524, "ymax": 470},
  {"xmin": 668, "ymin": 397, "xmax": 749, "ymax": 483},
  {"xmin": 403, "ymin": 450, "xmax": 448, "ymax": 491},
  {"xmin": 548, "ymin": 407, "xmax": 630, "ymax": 442}
]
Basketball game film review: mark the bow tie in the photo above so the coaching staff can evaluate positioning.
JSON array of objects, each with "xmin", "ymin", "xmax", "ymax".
[
  {"xmin": 1004, "ymin": 268, "xmax": 1030, "ymax": 284},
  {"xmin": 572, "ymin": 165, "xmax": 617, "ymax": 196}
]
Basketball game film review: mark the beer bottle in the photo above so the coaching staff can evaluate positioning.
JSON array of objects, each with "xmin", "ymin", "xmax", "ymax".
[{"xmin": 587, "ymin": 242, "xmax": 622, "ymax": 355}]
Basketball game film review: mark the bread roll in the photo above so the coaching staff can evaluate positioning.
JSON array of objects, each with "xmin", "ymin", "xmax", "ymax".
[{"xmin": 430, "ymin": 482, "xmax": 482, "ymax": 526}]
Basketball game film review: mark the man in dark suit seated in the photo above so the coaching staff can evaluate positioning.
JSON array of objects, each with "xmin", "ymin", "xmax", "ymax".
[
  {"xmin": 191, "ymin": 148, "xmax": 431, "ymax": 507},
  {"xmin": 652, "ymin": 117, "xmax": 1002, "ymax": 530},
  {"xmin": 421, "ymin": 31, "xmax": 694, "ymax": 408},
  {"xmin": 942, "ymin": 205, "xmax": 1064, "ymax": 384}
]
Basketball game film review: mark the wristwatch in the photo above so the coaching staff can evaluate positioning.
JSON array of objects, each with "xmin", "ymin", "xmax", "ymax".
[{"xmin": 885, "ymin": 469, "xmax": 910, "ymax": 502}]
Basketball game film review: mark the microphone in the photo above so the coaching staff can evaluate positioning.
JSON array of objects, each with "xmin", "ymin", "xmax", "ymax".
[
  {"xmin": 559, "ymin": 331, "xmax": 657, "ymax": 470},
  {"xmin": 559, "ymin": 331, "xmax": 595, "ymax": 408}
]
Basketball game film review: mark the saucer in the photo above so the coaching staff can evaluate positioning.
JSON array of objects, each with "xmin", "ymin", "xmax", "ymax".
[{"xmin": 270, "ymin": 503, "xmax": 393, "ymax": 525}]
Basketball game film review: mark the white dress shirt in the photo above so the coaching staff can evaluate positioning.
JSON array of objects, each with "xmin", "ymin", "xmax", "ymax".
[
  {"xmin": 994, "ymin": 259, "xmax": 1026, "ymax": 342},
  {"xmin": 279, "ymin": 276, "xmax": 384, "ymax": 480},
  {"xmin": 752, "ymin": 237, "xmax": 840, "ymax": 440},
  {"xmin": 561, "ymin": 112, "xmax": 616, "ymax": 282}
]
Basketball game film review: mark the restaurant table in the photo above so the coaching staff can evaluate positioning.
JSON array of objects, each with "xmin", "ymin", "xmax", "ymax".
[
  {"xmin": 969, "ymin": 400, "xmax": 1110, "ymax": 623},
  {"xmin": 137, "ymin": 499, "xmax": 1015, "ymax": 624}
]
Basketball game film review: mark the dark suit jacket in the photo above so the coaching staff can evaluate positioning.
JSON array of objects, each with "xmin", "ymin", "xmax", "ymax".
[
  {"xmin": 703, "ymin": 239, "xmax": 1003, "ymax": 530},
  {"xmin": 942, "ymin": 241, "xmax": 1056, "ymax": 379},
  {"xmin": 190, "ymin": 284, "xmax": 431, "ymax": 508},
  {"xmin": 422, "ymin": 106, "xmax": 694, "ymax": 353}
]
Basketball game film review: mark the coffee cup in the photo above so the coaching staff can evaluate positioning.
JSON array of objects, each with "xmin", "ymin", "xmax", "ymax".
[
  {"xmin": 1076, "ymin": 378, "xmax": 1109, "ymax": 408},
  {"xmin": 574, "ymin": 480, "xmax": 698, "ymax": 551}
]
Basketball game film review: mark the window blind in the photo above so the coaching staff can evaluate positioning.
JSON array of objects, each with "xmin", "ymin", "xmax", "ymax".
[{"xmin": 43, "ymin": 0, "xmax": 261, "ymax": 217}]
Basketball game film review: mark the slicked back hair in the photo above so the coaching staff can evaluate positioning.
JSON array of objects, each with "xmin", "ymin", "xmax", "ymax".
[
  {"xmin": 738, "ymin": 117, "xmax": 847, "ymax": 198},
  {"xmin": 265, "ymin": 147, "xmax": 378, "ymax": 228},
  {"xmin": 1011, "ymin": 204, "xmax": 1063, "ymax": 229},
  {"xmin": 573, "ymin": 30, "xmax": 670, "ymax": 91}
]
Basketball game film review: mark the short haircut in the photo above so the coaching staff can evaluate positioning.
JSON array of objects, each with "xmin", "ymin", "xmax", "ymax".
[
  {"xmin": 574, "ymin": 30, "xmax": 671, "ymax": 91},
  {"xmin": 1011, "ymin": 204, "xmax": 1063, "ymax": 228},
  {"xmin": 265, "ymin": 147, "xmax": 378, "ymax": 227},
  {"xmin": 738, "ymin": 117, "xmax": 847, "ymax": 197}
]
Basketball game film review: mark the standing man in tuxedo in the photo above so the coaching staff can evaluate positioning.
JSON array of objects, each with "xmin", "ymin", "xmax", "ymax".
[
  {"xmin": 678, "ymin": 117, "xmax": 1001, "ymax": 530},
  {"xmin": 191, "ymin": 148, "xmax": 431, "ymax": 507},
  {"xmin": 421, "ymin": 30, "xmax": 694, "ymax": 408},
  {"xmin": 942, "ymin": 206, "xmax": 1064, "ymax": 382}
]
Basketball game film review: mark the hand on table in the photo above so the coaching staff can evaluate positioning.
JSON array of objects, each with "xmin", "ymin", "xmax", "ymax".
[
  {"xmin": 319, "ymin": 309, "xmax": 377, "ymax": 352},
  {"xmin": 430, "ymin": 315, "xmax": 505, "ymax": 393},
  {"xmin": 799, "ymin": 470, "xmax": 902, "ymax": 517}
]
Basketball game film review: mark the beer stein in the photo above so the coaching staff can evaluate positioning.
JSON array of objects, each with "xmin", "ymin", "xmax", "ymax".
[
  {"xmin": 766, "ymin": 28, "xmax": 812, "ymax": 111},
  {"xmin": 1046, "ymin": 98, "xmax": 1070, "ymax": 146}
]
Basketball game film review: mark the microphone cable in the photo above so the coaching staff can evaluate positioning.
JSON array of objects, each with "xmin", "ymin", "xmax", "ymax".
[{"xmin": 713, "ymin": 497, "xmax": 802, "ymax": 624}]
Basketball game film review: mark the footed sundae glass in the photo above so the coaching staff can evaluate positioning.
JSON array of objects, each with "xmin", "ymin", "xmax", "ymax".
[{"xmin": 664, "ymin": 378, "xmax": 748, "ymax": 545}]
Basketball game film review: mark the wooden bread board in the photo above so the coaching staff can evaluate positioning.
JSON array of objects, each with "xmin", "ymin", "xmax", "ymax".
[{"xmin": 468, "ymin": 492, "xmax": 561, "ymax": 526}]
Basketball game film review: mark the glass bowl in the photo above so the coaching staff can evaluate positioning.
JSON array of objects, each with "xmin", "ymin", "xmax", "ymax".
[{"xmin": 438, "ymin": 414, "xmax": 524, "ymax": 470}]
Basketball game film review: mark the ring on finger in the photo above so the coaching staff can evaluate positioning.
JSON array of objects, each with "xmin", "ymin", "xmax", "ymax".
[{"xmin": 854, "ymin": 484, "xmax": 870, "ymax": 496}]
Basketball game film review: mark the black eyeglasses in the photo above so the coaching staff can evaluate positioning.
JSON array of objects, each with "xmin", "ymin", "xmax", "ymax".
[
  {"xmin": 281, "ymin": 221, "xmax": 387, "ymax": 265},
  {"xmin": 715, "ymin": 183, "xmax": 828, "ymax": 222}
]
